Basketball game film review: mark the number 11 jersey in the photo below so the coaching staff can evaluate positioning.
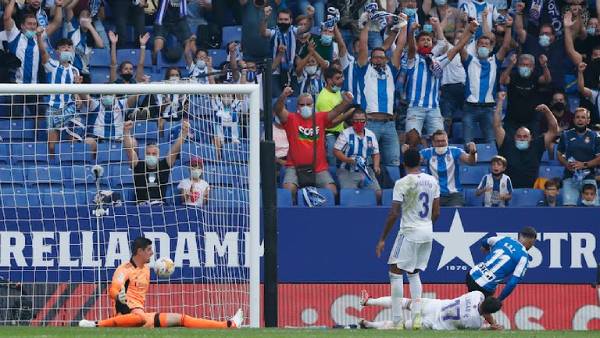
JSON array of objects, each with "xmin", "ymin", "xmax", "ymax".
[{"xmin": 392, "ymin": 173, "xmax": 440, "ymax": 243}]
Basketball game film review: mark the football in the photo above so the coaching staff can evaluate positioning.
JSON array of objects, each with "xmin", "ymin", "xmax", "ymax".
[{"xmin": 154, "ymin": 257, "xmax": 175, "ymax": 278}]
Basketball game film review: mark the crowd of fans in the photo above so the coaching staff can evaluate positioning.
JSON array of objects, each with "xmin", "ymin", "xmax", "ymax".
[{"xmin": 1, "ymin": 0, "xmax": 600, "ymax": 207}]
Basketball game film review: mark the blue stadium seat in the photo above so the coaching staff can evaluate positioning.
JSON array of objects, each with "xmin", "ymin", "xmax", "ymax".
[
  {"xmin": 0, "ymin": 166, "xmax": 24, "ymax": 186},
  {"xmin": 459, "ymin": 165, "xmax": 489, "ymax": 186},
  {"xmin": 285, "ymin": 96, "xmax": 297, "ymax": 112},
  {"xmin": 381, "ymin": 189, "xmax": 393, "ymax": 206},
  {"xmin": 0, "ymin": 143, "xmax": 9, "ymax": 164},
  {"xmin": 12, "ymin": 143, "xmax": 51, "ymax": 165},
  {"xmin": 541, "ymin": 144, "xmax": 559, "ymax": 164},
  {"xmin": 180, "ymin": 142, "xmax": 218, "ymax": 164},
  {"xmin": 210, "ymin": 187, "xmax": 248, "ymax": 209},
  {"xmin": 41, "ymin": 189, "xmax": 78, "ymax": 207},
  {"xmin": 464, "ymin": 188, "xmax": 483, "ymax": 207},
  {"xmin": 76, "ymin": 188, "xmax": 98, "ymax": 205},
  {"xmin": 222, "ymin": 26, "xmax": 242, "ymax": 47},
  {"xmin": 538, "ymin": 165, "xmax": 563, "ymax": 180},
  {"xmin": 451, "ymin": 122, "xmax": 483, "ymax": 144},
  {"xmin": 107, "ymin": 164, "xmax": 134, "ymax": 188},
  {"xmin": 96, "ymin": 142, "xmax": 128, "ymax": 164},
  {"xmin": 511, "ymin": 189, "xmax": 544, "ymax": 207},
  {"xmin": 222, "ymin": 142, "xmax": 249, "ymax": 163},
  {"xmin": 476, "ymin": 143, "xmax": 498, "ymax": 162},
  {"xmin": 0, "ymin": 186, "xmax": 41, "ymax": 207},
  {"xmin": 209, "ymin": 49, "xmax": 228, "ymax": 68},
  {"xmin": 116, "ymin": 48, "xmax": 152, "ymax": 66},
  {"xmin": 90, "ymin": 66, "xmax": 112, "ymax": 83},
  {"xmin": 297, "ymin": 188, "xmax": 335, "ymax": 207},
  {"xmin": 277, "ymin": 188, "xmax": 293, "ymax": 207},
  {"xmin": 25, "ymin": 166, "xmax": 64, "ymax": 187},
  {"xmin": 386, "ymin": 166, "xmax": 401, "ymax": 183},
  {"xmin": 133, "ymin": 121, "xmax": 159, "ymax": 143},
  {"xmin": 89, "ymin": 48, "xmax": 110, "ymax": 66},
  {"xmin": 56, "ymin": 142, "xmax": 93, "ymax": 164},
  {"xmin": 157, "ymin": 52, "xmax": 186, "ymax": 68},
  {"xmin": 340, "ymin": 188, "xmax": 377, "ymax": 207},
  {"xmin": 0, "ymin": 118, "xmax": 36, "ymax": 142}
]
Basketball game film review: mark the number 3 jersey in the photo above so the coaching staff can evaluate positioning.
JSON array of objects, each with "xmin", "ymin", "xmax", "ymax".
[
  {"xmin": 392, "ymin": 173, "xmax": 440, "ymax": 243},
  {"xmin": 423, "ymin": 291, "xmax": 485, "ymax": 330},
  {"xmin": 469, "ymin": 236, "xmax": 529, "ymax": 292}
]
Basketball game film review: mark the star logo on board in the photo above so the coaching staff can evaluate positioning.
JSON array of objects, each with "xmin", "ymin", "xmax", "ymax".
[{"xmin": 433, "ymin": 210, "xmax": 488, "ymax": 270}]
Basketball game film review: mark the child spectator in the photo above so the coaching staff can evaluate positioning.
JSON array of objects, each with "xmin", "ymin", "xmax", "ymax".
[
  {"xmin": 211, "ymin": 94, "xmax": 244, "ymax": 156},
  {"xmin": 475, "ymin": 155, "xmax": 513, "ymax": 207},
  {"xmin": 177, "ymin": 156, "xmax": 210, "ymax": 207},
  {"xmin": 537, "ymin": 179, "xmax": 561, "ymax": 207},
  {"xmin": 579, "ymin": 184, "xmax": 597, "ymax": 206}
]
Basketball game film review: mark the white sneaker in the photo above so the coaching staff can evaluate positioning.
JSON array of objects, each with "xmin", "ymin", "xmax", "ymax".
[
  {"xmin": 78, "ymin": 319, "xmax": 96, "ymax": 328},
  {"xmin": 359, "ymin": 290, "xmax": 369, "ymax": 309},
  {"xmin": 230, "ymin": 308, "xmax": 243, "ymax": 328}
]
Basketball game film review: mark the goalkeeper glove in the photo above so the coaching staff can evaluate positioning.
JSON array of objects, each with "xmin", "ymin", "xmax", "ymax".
[{"xmin": 117, "ymin": 287, "xmax": 127, "ymax": 304}]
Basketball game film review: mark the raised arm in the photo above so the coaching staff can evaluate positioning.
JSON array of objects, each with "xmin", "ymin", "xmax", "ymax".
[
  {"xmin": 448, "ymin": 19, "xmax": 478, "ymax": 61},
  {"xmin": 228, "ymin": 42, "xmax": 240, "ymax": 83},
  {"xmin": 514, "ymin": 2, "xmax": 527, "ymax": 44},
  {"xmin": 260, "ymin": 6, "xmax": 273, "ymax": 38},
  {"xmin": 80, "ymin": 15, "xmax": 104, "ymax": 48},
  {"xmin": 391, "ymin": 23, "xmax": 407, "ymax": 69},
  {"xmin": 564, "ymin": 11, "xmax": 583, "ymax": 66},
  {"xmin": 578, "ymin": 62, "xmax": 593, "ymax": 98},
  {"xmin": 166, "ymin": 120, "xmax": 190, "ymax": 167},
  {"xmin": 493, "ymin": 91, "xmax": 507, "ymax": 147},
  {"xmin": 326, "ymin": 92, "xmax": 354, "ymax": 122},
  {"xmin": 495, "ymin": 16, "xmax": 513, "ymax": 61},
  {"xmin": 109, "ymin": 31, "xmax": 118, "ymax": 82},
  {"xmin": 275, "ymin": 86, "xmax": 293, "ymax": 124},
  {"xmin": 357, "ymin": 13, "xmax": 370, "ymax": 66},
  {"xmin": 537, "ymin": 54, "xmax": 551, "ymax": 84},
  {"xmin": 37, "ymin": 27, "xmax": 50, "ymax": 65},
  {"xmin": 460, "ymin": 142, "xmax": 478, "ymax": 165},
  {"xmin": 46, "ymin": 0, "xmax": 64, "ymax": 36},
  {"xmin": 422, "ymin": 0, "xmax": 433, "ymax": 14},
  {"xmin": 333, "ymin": 25, "xmax": 348, "ymax": 59},
  {"xmin": 136, "ymin": 33, "xmax": 150, "ymax": 82},
  {"xmin": 481, "ymin": 6, "xmax": 492, "ymax": 38},
  {"xmin": 123, "ymin": 121, "xmax": 140, "ymax": 168},
  {"xmin": 407, "ymin": 22, "xmax": 418, "ymax": 60},
  {"xmin": 499, "ymin": 53, "xmax": 516, "ymax": 85},
  {"xmin": 4, "ymin": 0, "xmax": 16, "ymax": 31},
  {"xmin": 537, "ymin": 104, "xmax": 559, "ymax": 148}
]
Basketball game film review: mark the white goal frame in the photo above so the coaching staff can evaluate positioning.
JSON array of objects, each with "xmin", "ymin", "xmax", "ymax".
[{"xmin": 0, "ymin": 83, "xmax": 261, "ymax": 328}]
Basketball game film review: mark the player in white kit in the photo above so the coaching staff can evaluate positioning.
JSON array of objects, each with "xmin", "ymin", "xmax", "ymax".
[
  {"xmin": 358, "ymin": 290, "xmax": 502, "ymax": 330},
  {"xmin": 376, "ymin": 149, "xmax": 440, "ymax": 329}
]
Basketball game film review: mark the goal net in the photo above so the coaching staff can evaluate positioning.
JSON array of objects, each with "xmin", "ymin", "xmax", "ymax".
[{"xmin": 0, "ymin": 82, "xmax": 261, "ymax": 327}]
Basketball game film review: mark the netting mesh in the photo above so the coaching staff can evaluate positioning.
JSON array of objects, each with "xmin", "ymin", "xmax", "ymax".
[{"xmin": 0, "ymin": 82, "xmax": 256, "ymax": 326}]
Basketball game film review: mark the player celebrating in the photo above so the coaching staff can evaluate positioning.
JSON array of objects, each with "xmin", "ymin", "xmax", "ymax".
[
  {"xmin": 358, "ymin": 290, "xmax": 502, "ymax": 330},
  {"xmin": 376, "ymin": 149, "xmax": 440, "ymax": 329},
  {"xmin": 79, "ymin": 237, "xmax": 243, "ymax": 329}
]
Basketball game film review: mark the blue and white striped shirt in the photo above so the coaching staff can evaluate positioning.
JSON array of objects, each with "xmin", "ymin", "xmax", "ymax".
[
  {"xmin": 6, "ymin": 25, "xmax": 40, "ymax": 84},
  {"xmin": 155, "ymin": 0, "xmax": 188, "ymax": 25},
  {"xmin": 66, "ymin": 17, "xmax": 92, "ymax": 74},
  {"xmin": 459, "ymin": 0, "xmax": 500, "ymax": 41},
  {"xmin": 477, "ymin": 173, "xmax": 513, "ymax": 207},
  {"xmin": 464, "ymin": 54, "xmax": 502, "ymax": 104},
  {"xmin": 334, "ymin": 127, "xmax": 379, "ymax": 170},
  {"xmin": 420, "ymin": 146, "xmax": 465, "ymax": 194},
  {"xmin": 297, "ymin": 68, "xmax": 324, "ymax": 98},
  {"xmin": 405, "ymin": 54, "xmax": 450, "ymax": 109},
  {"xmin": 267, "ymin": 26, "xmax": 297, "ymax": 75},
  {"xmin": 356, "ymin": 62, "xmax": 399, "ymax": 114},
  {"xmin": 341, "ymin": 53, "xmax": 360, "ymax": 105},
  {"xmin": 44, "ymin": 59, "xmax": 79, "ymax": 109},
  {"xmin": 89, "ymin": 98, "xmax": 127, "ymax": 139}
]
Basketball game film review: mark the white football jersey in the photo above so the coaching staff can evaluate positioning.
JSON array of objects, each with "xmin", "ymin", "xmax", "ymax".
[
  {"xmin": 427, "ymin": 291, "xmax": 485, "ymax": 330},
  {"xmin": 392, "ymin": 173, "xmax": 440, "ymax": 242}
]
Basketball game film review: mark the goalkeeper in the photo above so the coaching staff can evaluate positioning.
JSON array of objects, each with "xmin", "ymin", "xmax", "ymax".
[{"xmin": 79, "ymin": 237, "xmax": 243, "ymax": 329}]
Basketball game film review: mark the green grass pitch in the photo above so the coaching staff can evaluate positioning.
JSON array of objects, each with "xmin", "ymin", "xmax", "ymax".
[{"xmin": 0, "ymin": 328, "xmax": 598, "ymax": 338}]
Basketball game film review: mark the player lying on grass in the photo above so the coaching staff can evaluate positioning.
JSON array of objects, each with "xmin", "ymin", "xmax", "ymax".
[
  {"xmin": 79, "ymin": 237, "xmax": 243, "ymax": 329},
  {"xmin": 358, "ymin": 290, "xmax": 502, "ymax": 330}
]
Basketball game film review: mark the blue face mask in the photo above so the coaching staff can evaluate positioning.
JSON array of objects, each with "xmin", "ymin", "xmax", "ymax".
[
  {"xmin": 515, "ymin": 140, "xmax": 529, "ymax": 150},
  {"xmin": 477, "ymin": 47, "xmax": 490, "ymax": 59},
  {"xmin": 331, "ymin": 85, "xmax": 341, "ymax": 92},
  {"xmin": 539, "ymin": 34, "xmax": 551, "ymax": 47},
  {"xmin": 403, "ymin": 8, "xmax": 417, "ymax": 17},
  {"xmin": 587, "ymin": 27, "xmax": 596, "ymax": 36},
  {"xmin": 145, "ymin": 155, "xmax": 159, "ymax": 167},
  {"xmin": 60, "ymin": 51, "xmax": 74, "ymax": 63},
  {"xmin": 518, "ymin": 66, "xmax": 532, "ymax": 78},
  {"xmin": 300, "ymin": 106, "xmax": 313, "ymax": 119},
  {"xmin": 321, "ymin": 34, "xmax": 333, "ymax": 46},
  {"xmin": 434, "ymin": 0, "xmax": 447, "ymax": 5},
  {"xmin": 24, "ymin": 30, "xmax": 36, "ymax": 39},
  {"xmin": 423, "ymin": 24, "xmax": 433, "ymax": 33}
]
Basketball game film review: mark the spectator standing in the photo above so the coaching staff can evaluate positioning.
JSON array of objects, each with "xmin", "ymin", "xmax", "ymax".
[
  {"xmin": 494, "ymin": 93, "xmax": 559, "ymax": 188},
  {"xmin": 541, "ymin": 91, "xmax": 574, "ymax": 133},
  {"xmin": 240, "ymin": 0, "xmax": 271, "ymax": 62},
  {"xmin": 537, "ymin": 179, "xmax": 561, "ymax": 207},
  {"xmin": 274, "ymin": 87, "xmax": 353, "ymax": 201},
  {"xmin": 153, "ymin": 0, "xmax": 196, "ymax": 65},
  {"xmin": 123, "ymin": 119, "xmax": 190, "ymax": 204},
  {"xmin": 316, "ymin": 66, "xmax": 343, "ymax": 165},
  {"xmin": 106, "ymin": 0, "xmax": 145, "ymax": 48},
  {"xmin": 65, "ymin": 4, "xmax": 104, "ymax": 81},
  {"xmin": 109, "ymin": 31, "xmax": 150, "ymax": 84},
  {"xmin": 556, "ymin": 107, "xmax": 600, "ymax": 206},
  {"xmin": 177, "ymin": 156, "xmax": 210, "ymax": 207},
  {"xmin": 295, "ymin": 41, "xmax": 328, "ymax": 97},
  {"xmin": 420, "ymin": 130, "xmax": 476, "ymax": 206},
  {"xmin": 475, "ymin": 155, "xmax": 513, "ymax": 207}
]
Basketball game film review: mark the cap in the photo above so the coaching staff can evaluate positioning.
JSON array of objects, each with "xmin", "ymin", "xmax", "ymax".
[{"xmin": 189, "ymin": 156, "xmax": 203, "ymax": 167}]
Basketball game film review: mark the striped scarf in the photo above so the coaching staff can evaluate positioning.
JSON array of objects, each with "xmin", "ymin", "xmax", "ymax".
[{"xmin": 155, "ymin": 0, "xmax": 188, "ymax": 25}]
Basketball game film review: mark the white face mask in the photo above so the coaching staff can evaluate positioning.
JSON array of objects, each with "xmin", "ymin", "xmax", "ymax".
[
  {"xmin": 581, "ymin": 199, "xmax": 595, "ymax": 206},
  {"xmin": 145, "ymin": 155, "xmax": 158, "ymax": 167},
  {"xmin": 434, "ymin": 146, "xmax": 448, "ymax": 155},
  {"xmin": 300, "ymin": 105, "xmax": 313, "ymax": 119},
  {"xmin": 191, "ymin": 169, "xmax": 202, "ymax": 179},
  {"xmin": 305, "ymin": 65, "xmax": 318, "ymax": 75}
]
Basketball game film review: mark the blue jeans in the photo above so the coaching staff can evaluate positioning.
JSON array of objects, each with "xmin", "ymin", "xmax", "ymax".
[
  {"xmin": 367, "ymin": 120, "xmax": 400, "ymax": 166},
  {"xmin": 440, "ymin": 83, "xmax": 464, "ymax": 121},
  {"xmin": 298, "ymin": 0, "xmax": 325, "ymax": 28},
  {"xmin": 462, "ymin": 104, "xmax": 495, "ymax": 144},
  {"xmin": 562, "ymin": 178, "xmax": 599, "ymax": 206},
  {"xmin": 326, "ymin": 133, "xmax": 338, "ymax": 167},
  {"xmin": 405, "ymin": 107, "xmax": 444, "ymax": 137}
]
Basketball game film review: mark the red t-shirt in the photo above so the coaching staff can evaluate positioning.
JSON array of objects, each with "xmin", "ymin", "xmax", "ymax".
[{"xmin": 283, "ymin": 112, "xmax": 330, "ymax": 172}]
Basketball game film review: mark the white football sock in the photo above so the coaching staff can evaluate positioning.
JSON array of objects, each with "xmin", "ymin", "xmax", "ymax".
[
  {"xmin": 366, "ymin": 296, "xmax": 392, "ymax": 308},
  {"xmin": 390, "ymin": 271, "xmax": 404, "ymax": 325},
  {"xmin": 407, "ymin": 272, "xmax": 423, "ymax": 314}
]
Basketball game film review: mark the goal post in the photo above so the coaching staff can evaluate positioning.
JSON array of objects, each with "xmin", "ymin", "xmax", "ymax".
[{"xmin": 0, "ymin": 83, "xmax": 261, "ymax": 328}]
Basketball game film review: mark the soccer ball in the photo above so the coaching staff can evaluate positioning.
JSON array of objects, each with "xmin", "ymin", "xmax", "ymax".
[{"xmin": 154, "ymin": 257, "xmax": 175, "ymax": 278}]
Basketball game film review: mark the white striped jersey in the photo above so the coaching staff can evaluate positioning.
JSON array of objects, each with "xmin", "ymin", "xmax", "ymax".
[
  {"xmin": 392, "ymin": 173, "xmax": 440, "ymax": 243},
  {"xmin": 212, "ymin": 96, "xmax": 244, "ymax": 124},
  {"xmin": 267, "ymin": 26, "xmax": 297, "ymax": 75},
  {"xmin": 333, "ymin": 127, "xmax": 379, "ymax": 171},
  {"xmin": 356, "ymin": 62, "xmax": 399, "ymax": 114},
  {"xmin": 405, "ymin": 54, "xmax": 450, "ymax": 109},
  {"xmin": 6, "ymin": 25, "xmax": 40, "ymax": 84},
  {"xmin": 469, "ymin": 236, "xmax": 529, "ymax": 292},
  {"xmin": 66, "ymin": 17, "xmax": 92, "ymax": 74},
  {"xmin": 420, "ymin": 146, "xmax": 465, "ymax": 195},
  {"xmin": 458, "ymin": 0, "xmax": 500, "ymax": 41},
  {"xmin": 157, "ymin": 93, "xmax": 188, "ymax": 119},
  {"xmin": 463, "ymin": 53, "xmax": 502, "ymax": 104},
  {"xmin": 340, "ymin": 53, "xmax": 360, "ymax": 105},
  {"xmin": 89, "ymin": 98, "xmax": 128, "ymax": 139},
  {"xmin": 297, "ymin": 68, "xmax": 324, "ymax": 98},
  {"xmin": 187, "ymin": 62, "xmax": 210, "ymax": 83},
  {"xmin": 477, "ymin": 173, "xmax": 513, "ymax": 207},
  {"xmin": 44, "ymin": 59, "xmax": 79, "ymax": 109}
]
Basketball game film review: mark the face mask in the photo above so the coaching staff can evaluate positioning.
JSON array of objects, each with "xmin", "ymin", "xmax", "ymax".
[
  {"xmin": 305, "ymin": 65, "xmax": 318, "ymax": 75},
  {"xmin": 331, "ymin": 85, "xmax": 341, "ymax": 92},
  {"xmin": 551, "ymin": 102, "xmax": 565, "ymax": 111},
  {"xmin": 518, "ymin": 66, "xmax": 532, "ymax": 78},
  {"xmin": 169, "ymin": 76, "xmax": 180, "ymax": 82},
  {"xmin": 587, "ymin": 27, "xmax": 596, "ymax": 36},
  {"xmin": 477, "ymin": 47, "xmax": 489, "ymax": 59},
  {"xmin": 423, "ymin": 24, "xmax": 433, "ymax": 33},
  {"xmin": 320, "ymin": 34, "xmax": 333, "ymax": 46},
  {"xmin": 59, "ymin": 51, "xmax": 74, "ymax": 63},
  {"xmin": 574, "ymin": 125, "xmax": 587, "ymax": 133},
  {"xmin": 403, "ymin": 8, "xmax": 416, "ymax": 17},
  {"xmin": 277, "ymin": 22, "xmax": 291, "ymax": 32},
  {"xmin": 145, "ymin": 155, "xmax": 158, "ymax": 167},
  {"xmin": 24, "ymin": 30, "xmax": 36, "ymax": 39},
  {"xmin": 196, "ymin": 59, "xmax": 206, "ymax": 69},
  {"xmin": 434, "ymin": 0, "xmax": 447, "ymax": 5},
  {"xmin": 300, "ymin": 105, "xmax": 313, "ymax": 119},
  {"xmin": 539, "ymin": 34, "xmax": 551, "ymax": 47},
  {"xmin": 352, "ymin": 121, "xmax": 366, "ymax": 133},
  {"xmin": 101, "ymin": 95, "xmax": 114, "ymax": 107},
  {"xmin": 246, "ymin": 70, "xmax": 256, "ymax": 82},
  {"xmin": 434, "ymin": 146, "xmax": 448, "ymax": 155},
  {"xmin": 121, "ymin": 73, "xmax": 133, "ymax": 81},
  {"xmin": 581, "ymin": 199, "xmax": 595, "ymax": 206},
  {"xmin": 191, "ymin": 169, "xmax": 202, "ymax": 179},
  {"xmin": 417, "ymin": 46, "xmax": 432, "ymax": 55},
  {"xmin": 515, "ymin": 140, "xmax": 529, "ymax": 150}
]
